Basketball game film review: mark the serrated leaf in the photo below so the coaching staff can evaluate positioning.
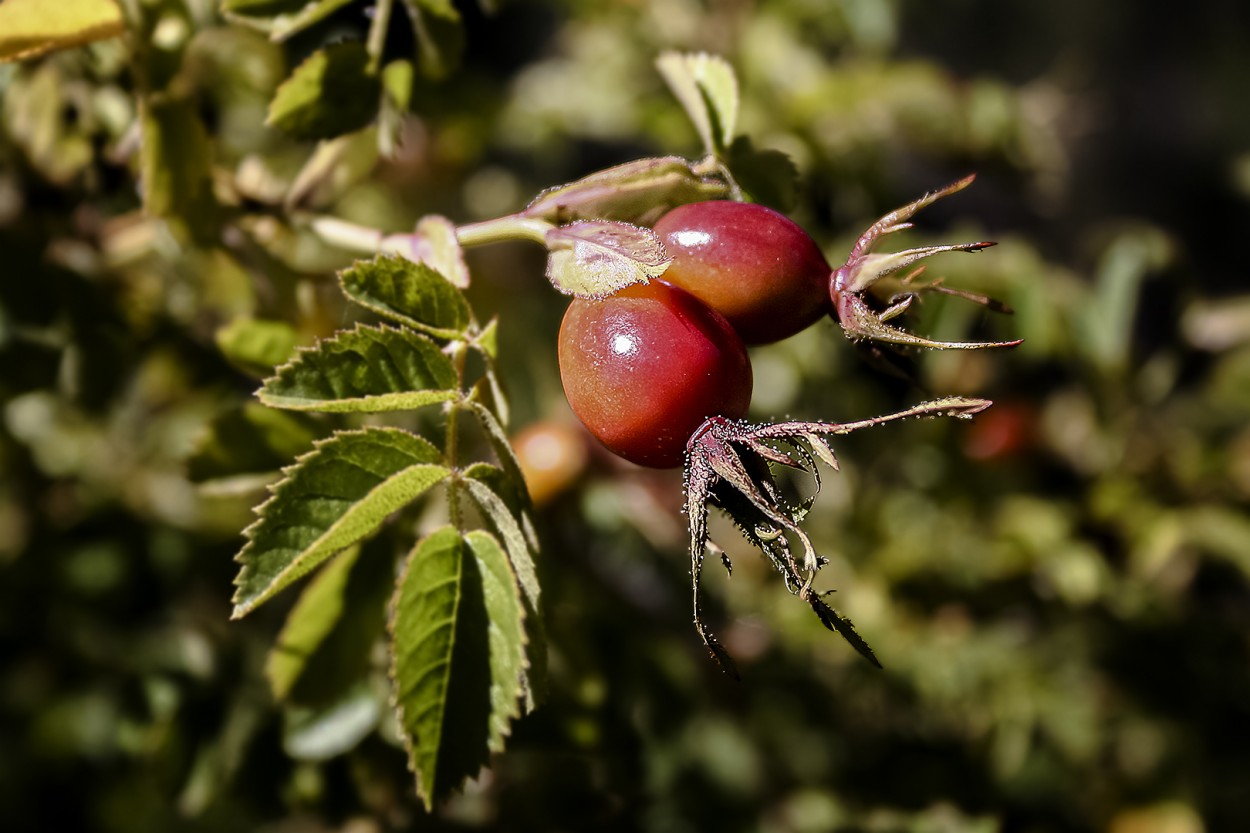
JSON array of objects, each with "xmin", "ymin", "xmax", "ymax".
[
  {"xmin": 221, "ymin": 0, "xmax": 355, "ymax": 42},
  {"xmin": 187, "ymin": 402, "xmax": 326, "ymax": 484},
  {"xmin": 380, "ymin": 216, "xmax": 471, "ymax": 289},
  {"xmin": 232, "ymin": 427, "xmax": 449, "ymax": 617},
  {"xmin": 266, "ymin": 536, "xmax": 394, "ymax": 705},
  {"xmin": 465, "ymin": 403, "xmax": 532, "ymax": 516},
  {"xmin": 656, "ymin": 51, "xmax": 739, "ymax": 156},
  {"xmin": 258, "ymin": 323, "xmax": 458, "ymax": 413},
  {"xmin": 283, "ymin": 681, "xmax": 382, "ymax": 761},
  {"xmin": 339, "ymin": 254, "xmax": 471, "ymax": 337},
  {"xmin": 0, "ymin": 0, "xmax": 123, "ymax": 63},
  {"xmin": 462, "ymin": 472, "xmax": 545, "ymax": 710},
  {"xmin": 216, "ymin": 317, "xmax": 301, "ymax": 377},
  {"xmin": 267, "ymin": 42, "xmax": 380, "ymax": 140},
  {"xmin": 545, "ymin": 221, "xmax": 670, "ymax": 298},
  {"xmin": 400, "ymin": 0, "xmax": 463, "ymax": 79},
  {"xmin": 522, "ymin": 156, "xmax": 731, "ymax": 226},
  {"xmin": 389, "ymin": 527, "xmax": 525, "ymax": 809}
]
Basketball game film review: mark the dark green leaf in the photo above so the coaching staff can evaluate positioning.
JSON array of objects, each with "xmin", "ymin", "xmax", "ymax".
[
  {"xmin": 726, "ymin": 136, "xmax": 799, "ymax": 212},
  {"xmin": 389, "ymin": 527, "xmax": 526, "ymax": 809},
  {"xmin": 187, "ymin": 402, "xmax": 325, "ymax": 484},
  {"xmin": 400, "ymin": 0, "xmax": 464, "ymax": 79},
  {"xmin": 232, "ymin": 427, "xmax": 449, "ymax": 617},
  {"xmin": 266, "ymin": 535, "xmax": 395, "ymax": 705},
  {"xmin": 267, "ymin": 42, "xmax": 380, "ymax": 140},
  {"xmin": 258, "ymin": 323, "xmax": 459, "ymax": 413},
  {"xmin": 339, "ymin": 254, "xmax": 471, "ymax": 337},
  {"xmin": 140, "ymin": 97, "xmax": 214, "ymax": 222}
]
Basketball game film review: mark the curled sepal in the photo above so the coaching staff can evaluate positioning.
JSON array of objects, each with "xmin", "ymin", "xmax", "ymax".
[
  {"xmin": 682, "ymin": 398, "xmax": 994, "ymax": 670},
  {"xmin": 830, "ymin": 175, "xmax": 1020, "ymax": 350},
  {"xmin": 836, "ymin": 291, "xmax": 1023, "ymax": 351},
  {"xmin": 522, "ymin": 156, "xmax": 729, "ymax": 227},
  {"xmin": 544, "ymin": 220, "xmax": 671, "ymax": 298}
]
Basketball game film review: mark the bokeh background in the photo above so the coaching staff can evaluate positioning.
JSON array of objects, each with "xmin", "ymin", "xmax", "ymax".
[{"xmin": 3, "ymin": 1, "xmax": 1250, "ymax": 831}]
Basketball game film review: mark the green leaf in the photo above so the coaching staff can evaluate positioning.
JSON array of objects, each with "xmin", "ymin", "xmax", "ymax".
[
  {"xmin": 339, "ymin": 254, "xmax": 471, "ymax": 337},
  {"xmin": 267, "ymin": 42, "xmax": 380, "ymax": 140},
  {"xmin": 462, "ymin": 472, "xmax": 545, "ymax": 709},
  {"xmin": 656, "ymin": 51, "xmax": 739, "ymax": 156},
  {"xmin": 0, "ymin": 0, "xmax": 123, "ymax": 62},
  {"xmin": 465, "ymin": 403, "xmax": 532, "ymax": 517},
  {"xmin": 140, "ymin": 97, "xmax": 214, "ymax": 222},
  {"xmin": 545, "ymin": 220, "xmax": 670, "ymax": 298},
  {"xmin": 221, "ymin": 0, "xmax": 356, "ymax": 42},
  {"xmin": 283, "ymin": 680, "xmax": 382, "ymax": 762},
  {"xmin": 232, "ymin": 427, "xmax": 449, "ymax": 617},
  {"xmin": 187, "ymin": 402, "xmax": 325, "ymax": 484},
  {"xmin": 215, "ymin": 317, "xmax": 301, "ymax": 377},
  {"xmin": 400, "ymin": 0, "xmax": 464, "ymax": 79},
  {"xmin": 389, "ymin": 527, "xmax": 526, "ymax": 809},
  {"xmin": 258, "ymin": 323, "xmax": 459, "ymax": 413},
  {"xmin": 265, "ymin": 535, "xmax": 394, "ymax": 705},
  {"xmin": 378, "ymin": 60, "xmax": 415, "ymax": 159},
  {"xmin": 726, "ymin": 136, "xmax": 799, "ymax": 212}
]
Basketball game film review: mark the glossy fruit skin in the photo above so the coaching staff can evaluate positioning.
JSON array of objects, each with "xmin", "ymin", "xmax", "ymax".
[
  {"xmin": 652, "ymin": 201, "xmax": 832, "ymax": 345},
  {"xmin": 558, "ymin": 280, "xmax": 752, "ymax": 468}
]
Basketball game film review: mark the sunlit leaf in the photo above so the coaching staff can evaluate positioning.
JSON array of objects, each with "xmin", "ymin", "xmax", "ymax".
[
  {"xmin": 0, "ymin": 0, "xmax": 123, "ymax": 63},
  {"xmin": 283, "ymin": 681, "xmax": 382, "ymax": 761},
  {"xmin": 339, "ymin": 254, "xmax": 471, "ymax": 338},
  {"xmin": 232, "ymin": 427, "xmax": 449, "ymax": 617},
  {"xmin": 389, "ymin": 526, "xmax": 525, "ymax": 809},
  {"xmin": 267, "ymin": 42, "xmax": 380, "ymax": 140},
  {"xmin": 656, "ymin": 51, "xmax": 739, "ymax": 156},
  {"xmin": 545, "ymin": 220, "xmax": 670, "ymax": 298},
  {"xmin": 258, "ymin": 324, "xmax": 459, "ymax": 413}
]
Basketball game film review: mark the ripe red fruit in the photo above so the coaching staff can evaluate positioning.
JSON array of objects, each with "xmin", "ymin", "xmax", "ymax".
[
  {"xmin": 558, "ymin": 280, "xmax": 752, "ymax": 468},
  {"xmin": 652, "ymin": 201, "xmax": 832, "ymax": 344}
]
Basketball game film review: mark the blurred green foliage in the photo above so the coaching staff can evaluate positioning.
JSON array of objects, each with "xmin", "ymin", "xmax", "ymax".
[{"xmin": 3, "ymin": 1, "xmax": 1249, "ymax": 831}]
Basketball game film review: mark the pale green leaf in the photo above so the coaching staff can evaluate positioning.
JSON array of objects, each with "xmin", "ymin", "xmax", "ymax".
[
  {"xmin": 258, "ymin": 323, "xmax": 458, "ymax": 413},
  {"xmin": 656, "ymin": 51, "xmax": 739, "ymax": 156},
  {"xmin": 221, "ymin": 0, "xmax": 355, "ymax": 42},
  {"xmin": 265, "ymin": 536, "xmax": 393, "ymax": 705},
  {"xmin": 232, "ymin": 427, "xmax": 449, "ymax": 617},
  {"xmin": 545, "ymin": 220, "xmax": 670, "ymax": 299},
  {"xmin": 389, "ymin": 526, "xmax": 525, "ymax": 809},
  {"xmin": 215, "ymin": 317, "xmax": 301, "ymax": 377},
  {"xmin": 283, "ymin": 681, "xmax": 382, "ymax": 761},
  {"xmin": 267, "ymin": 42, "xmax": 380, "ymax": 140},
  {"xmin": 339, "ymin": 254, "xmax": 471, "ymax": 337},
  {"xmin": 0, "ymin": 0, "xmax": 123, "ymax": 62}
]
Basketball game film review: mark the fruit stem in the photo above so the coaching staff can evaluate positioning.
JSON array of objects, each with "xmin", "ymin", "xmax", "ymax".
[{"xmin": 455, "ymin": 214, "xmax": 554, "ymax": 247}]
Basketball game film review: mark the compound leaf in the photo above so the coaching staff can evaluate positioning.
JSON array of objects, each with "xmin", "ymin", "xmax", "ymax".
[
  {"xmin": 232, "ymin": 427, "xmax": 449, "ymax": 618},
  {"xmin": 259, "ymin": 323, "xmax": 458, "ymax": 413}
]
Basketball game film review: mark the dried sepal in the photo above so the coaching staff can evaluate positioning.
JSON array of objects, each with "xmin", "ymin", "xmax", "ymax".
[{"xmin": 682, "ymin": 398, "xmax": 993, "ymax": 671}]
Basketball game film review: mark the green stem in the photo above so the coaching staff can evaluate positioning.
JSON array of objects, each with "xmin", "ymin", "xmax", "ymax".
[
  {"xmin": 455, "ymin": 215, "xmax": 554, "ymax": 247},
  {"xmin": 365, "ymin": 0, "xmax": 394, "ymax": 75}
]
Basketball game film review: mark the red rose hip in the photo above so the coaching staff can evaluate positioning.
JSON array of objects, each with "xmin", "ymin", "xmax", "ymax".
[
  {"xmin": 652, "ymin": 201, "xmax": 832, "ymax": 344},
  {"xmin": 558, "ymin": 280, "xmax": 752, "ymax": 468}
]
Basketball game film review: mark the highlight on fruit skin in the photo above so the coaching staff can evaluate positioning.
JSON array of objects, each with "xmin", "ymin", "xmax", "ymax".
[
  {"xmin": 652, "ymin": 199, "xmax": 833, "ymax": 345},
  {"xmin": 557, "ymin": 279, "xmax": 752, "ymax": 469}
]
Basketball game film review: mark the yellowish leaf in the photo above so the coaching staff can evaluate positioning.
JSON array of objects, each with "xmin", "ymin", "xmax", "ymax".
[{"xmin": 0, "ymin": 0, "xmax": 124, "ymax": 63}]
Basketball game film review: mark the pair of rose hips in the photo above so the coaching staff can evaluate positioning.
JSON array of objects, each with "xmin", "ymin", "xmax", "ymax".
[{"xmin": 558, "ymin": 200, "xmax": 861, "ymax": 468}]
